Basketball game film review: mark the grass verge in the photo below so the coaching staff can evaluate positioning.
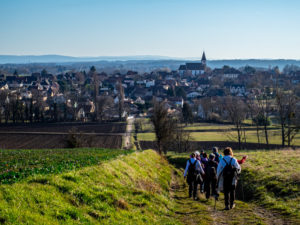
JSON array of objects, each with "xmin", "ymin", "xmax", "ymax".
[{"xmin": 0, "ymin": 150, "xmax": 181, "ymax": 224}]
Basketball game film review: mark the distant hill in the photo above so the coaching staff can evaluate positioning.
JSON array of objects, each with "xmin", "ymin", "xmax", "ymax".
[
  {"xmin": 0, "ymin": 55, "xmax": 175, "ymax": 64},
  {"xmin": 1, "ymin": 55, "xmax": 300, "ymax": 71}
]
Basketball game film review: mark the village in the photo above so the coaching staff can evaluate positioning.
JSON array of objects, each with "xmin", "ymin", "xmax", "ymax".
[{"xmin": 0, "ymin": 52, "xmax": 300, "ymax": 123}]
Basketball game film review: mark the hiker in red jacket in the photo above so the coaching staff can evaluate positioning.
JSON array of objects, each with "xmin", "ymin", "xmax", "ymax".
[{"xmin": 237, "ymin": 155, "xmax": 248, "ymax": 164}]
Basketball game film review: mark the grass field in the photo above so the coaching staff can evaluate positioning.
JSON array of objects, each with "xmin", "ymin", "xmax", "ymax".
[
  {"xmin": 167, "ymin": 149, "xmax": 300, "ymax": 224},
  {"xmin": 0, "ymin": 148, "xmax": 133, "ymax": 184},
  {"xmin": 137, "ymin": 122, "xmax": 300, "ymax": 146}
]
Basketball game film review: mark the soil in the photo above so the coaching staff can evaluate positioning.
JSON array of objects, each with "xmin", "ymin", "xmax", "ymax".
[{"xmin": 0, "ymin": 122, "xmax": 125, "ymax": 149}]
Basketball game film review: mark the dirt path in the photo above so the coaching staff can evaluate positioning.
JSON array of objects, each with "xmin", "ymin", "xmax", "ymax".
[
  {"xmin": 170, "ymin": 169, "xmax": 291, "ymax": 225},
  {"xmin": 123, "ymin": 117, "xmax": 134, "ymax": 149}
]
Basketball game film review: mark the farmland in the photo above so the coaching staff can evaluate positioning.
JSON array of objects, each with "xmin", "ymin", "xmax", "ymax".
[
  {"xmin": 0, "ymin": 122, "xmax": 126, "ymax": 149},
  {"xmin": 136, "ymin": 121, "xmax": 300, "ymax": 148},
  {"xmin": 0, "ymin": 148, "xmax": 133, "ymax": 184}
]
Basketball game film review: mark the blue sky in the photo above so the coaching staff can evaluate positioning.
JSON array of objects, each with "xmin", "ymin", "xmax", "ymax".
[{"xmin": 1, "ymin": 0, "xmax": 300, "ymax": 59}]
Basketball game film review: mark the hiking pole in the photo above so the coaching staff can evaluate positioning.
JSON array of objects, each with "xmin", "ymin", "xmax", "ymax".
[{"xmin": 214, "ymin": 197, "xmax": 217, "ymax": 210}]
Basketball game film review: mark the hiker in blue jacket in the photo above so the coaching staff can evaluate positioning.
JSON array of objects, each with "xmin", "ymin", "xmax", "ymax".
[
  {"xmin": 217, "ymin": 147, "xmax": 241, "ymax": 210},
  {"xmin": 212, "ymin": 146, "xmax": 222, "ymax": 163},
  {"xmin": 184, "ymin": 152, "xmax": 205, "ymax": 200}
]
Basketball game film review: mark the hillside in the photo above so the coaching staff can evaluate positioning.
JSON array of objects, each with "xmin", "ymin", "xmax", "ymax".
[
  {"xmin": 168, "ymin": 149, "xmax": 300, "ymax": 225},
  {"xmin": 0, "ymin": 150, "xmax": 177, "ymax": 224},
  {"xmin": 0, "ymin": 149, "xmax": 298, "ymax": 224}
]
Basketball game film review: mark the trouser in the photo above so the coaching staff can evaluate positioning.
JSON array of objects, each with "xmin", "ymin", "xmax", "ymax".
[
  {"xmin": 204, "ymin": 177, "xmax": 217, "ymax": 199},
  {"xmin": 187, "ymin": 175, "xmax": 197, "ymax": 198},
  {"xmin": 223, "ymin": 177, "xmax": 236, "ymax": 207}
]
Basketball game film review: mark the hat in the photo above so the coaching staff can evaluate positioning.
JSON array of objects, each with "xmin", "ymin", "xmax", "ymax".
[
  {"xmin": 194, "ymin": 151, "xmax": 200, "ymax": 156},
  {"xmin": 209, "ymin": 153, "xmax": 215, "ymax": 159}
]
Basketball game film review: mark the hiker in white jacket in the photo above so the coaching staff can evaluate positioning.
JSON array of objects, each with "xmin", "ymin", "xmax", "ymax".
[
  {"xmin": 217, "ymin": 147, "xmax": 241, "ymax": 210},
  {"xmin": 184, "ymin": 152, "xmax": 204, "ymax": 200}
]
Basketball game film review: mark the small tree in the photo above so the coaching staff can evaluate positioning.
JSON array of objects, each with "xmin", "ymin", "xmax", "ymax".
[
  {"xmin": 150, "ymin": 100, "xmax": 176, "ymax": 154},
  {"xmin": 182, "ymin": 102, "xmax": 193, "ymax": 125},
  {"xmin": 276, "ymin": 88, "xmax": 299, "ymax": 147},
  {"xmin": 223, "ymin": 96, "xmax": 247, "ymax": 150},
  {"xmin": 117, "ymin": 82, "xmax": 124, "ymax": 121}
]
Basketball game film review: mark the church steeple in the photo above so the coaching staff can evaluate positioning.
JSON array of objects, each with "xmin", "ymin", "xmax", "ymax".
[{"xmin": 201, "ymin": 51, "xmax": 206, "ymax": 66}]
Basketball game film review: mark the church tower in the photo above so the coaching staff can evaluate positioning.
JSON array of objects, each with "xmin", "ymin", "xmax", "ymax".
[{"xmin": 201, "ymin": 51, "xmax": 207, "ymax": 66}]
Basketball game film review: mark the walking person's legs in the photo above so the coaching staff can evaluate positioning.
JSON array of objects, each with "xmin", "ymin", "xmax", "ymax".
[
  {"xmin": 230, "ymin": 186, "xmax": 236, "ymax": 209},
  {"xmin": 205, "ymin": 179, "xmax": 211, "ymax": 199},
  {"xmin": 188, "ymin": 180, "xmax": 193, "ymax": 198},
  {"xmin": 193, "ymin": 178, "xmax": 198, "ymax": 199},
  {"xmin": 223, "ymin": 178, "xmax": 231, "ymax": 210}
]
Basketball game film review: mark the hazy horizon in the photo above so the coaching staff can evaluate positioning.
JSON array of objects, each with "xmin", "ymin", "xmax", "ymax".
[{"xmin": 1, "ymin": 54, "xmax": 300, "ymax": 61}]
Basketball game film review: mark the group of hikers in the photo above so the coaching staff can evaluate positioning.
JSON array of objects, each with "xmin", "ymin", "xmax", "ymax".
[{"xmin": 184, "ymin": 147, "xmax": 247, "ymax": 210}]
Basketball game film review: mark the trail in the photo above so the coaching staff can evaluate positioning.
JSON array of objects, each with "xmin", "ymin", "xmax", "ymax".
[
  {"xmin": 170, "ymin": 169, "xmax": 291, "ymax": 225},
  {"xmin": 123, "ymin": 116, "xmax": 134, "ymax": 149}
]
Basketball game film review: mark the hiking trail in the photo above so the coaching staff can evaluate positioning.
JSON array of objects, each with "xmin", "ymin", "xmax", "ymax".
[{"xmin": 170, "ymin": 169, "xmax": 291, "ymax": 225}]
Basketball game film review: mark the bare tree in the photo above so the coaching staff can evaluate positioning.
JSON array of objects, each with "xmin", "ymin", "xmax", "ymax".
[
  {"xmin": 182, "ymin": 102, "xmax": 193, "ymax": 125},
  {"xmin": 170, "ymin": 121, "xmax": 193, "ymax": 153},
  {"xmin": 255, "ymin": 88, "xmax": 273, "ymax": 149},
  {"xmin": 150, "ymin": 100, "xmax": 176, "ymax": 154},
  {"xmin": 245, "ymin": 95, "xmax": 261, "ymax": 145},
  {"xmin": 276, "ymin": 88, "xmax": 299, "ymax": 147},
  {"xmin": 0, "ymin": 91, "xmax": 8, "ymax": 123},
  {"xmin": 97, "ymin": 96, "xmax": 114, "ymax": 122},
  {"xmin": 117, "ymin": 81, "xmax": 124, "ymax": 121},
  {"xmin": 223, "ymin": 96, "xmax": 247, "ymax": 150}
]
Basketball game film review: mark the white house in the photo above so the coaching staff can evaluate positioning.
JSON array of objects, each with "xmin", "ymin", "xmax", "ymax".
[
  {"xmin": 187, "ymin": 91, "xmax": 201, "ymax": 98},
  {"xmin": 230, "ymin": 85, "xmax": 246, "ymax": 95},
  {"xmin": 146, "ymin": 80, "xmax": 155, "ymax": 88}
]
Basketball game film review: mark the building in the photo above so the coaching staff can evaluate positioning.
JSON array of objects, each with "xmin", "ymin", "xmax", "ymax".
[{"xmin": 179, "ymin": 52, "xmax": 207, "ymax": 76}]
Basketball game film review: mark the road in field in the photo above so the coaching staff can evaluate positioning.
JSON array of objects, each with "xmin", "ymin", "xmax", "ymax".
[{"xmin": 124, "ymin": 117, "xmax": 135, "ymax": 149}]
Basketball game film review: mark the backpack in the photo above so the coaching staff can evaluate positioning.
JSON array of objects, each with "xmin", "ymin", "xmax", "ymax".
[
  {"xmin": 222, "ymin": 158, "xmax": 235, "ymax": 179},
  {"xmin": 205, "ymin": 162, "xmax": 217, "ymax": 179},
  {"xmin": 187, "ymin": 159, "xmax": 197, "ymax": 177}
]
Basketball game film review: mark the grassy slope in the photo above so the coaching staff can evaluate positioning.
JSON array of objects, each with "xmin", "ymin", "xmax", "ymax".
[
  {"xmin": 235, "ymin": 149, "xmax": 300, "ymax": 223},
  {"xmin": 0, "ymin": 150, "xmax": 182, "ymax": 225}
]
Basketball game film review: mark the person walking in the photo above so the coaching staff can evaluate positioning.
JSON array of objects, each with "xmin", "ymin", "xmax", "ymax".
[
  {"xmin": 217, "ymin": 147, "xmax": 241, "ymax": 210},
  {"xmin": 212, "ymin": 146, "xmax": 222, "ymax": 163},
  {"xmin": 204, "ymin": 153, "xmax": 219, "ymax": 200},
  {"xmin": 184, "ymin": 152, "xmax": 205, "ymax": 200}
]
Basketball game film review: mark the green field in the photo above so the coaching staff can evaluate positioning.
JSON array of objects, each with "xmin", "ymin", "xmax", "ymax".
[
  {"xmin": 137, "ymin": 122, "xmax": 300, "ymax": 146},
  {"xmin": 0, "ymin": 148, "xmax": 133, "ymax": 184}
]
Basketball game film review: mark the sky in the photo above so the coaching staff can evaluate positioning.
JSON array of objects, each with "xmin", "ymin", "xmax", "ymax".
[{"xmin": 1, "ymin": 0, "xmax": 300, "ymax": 59}]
